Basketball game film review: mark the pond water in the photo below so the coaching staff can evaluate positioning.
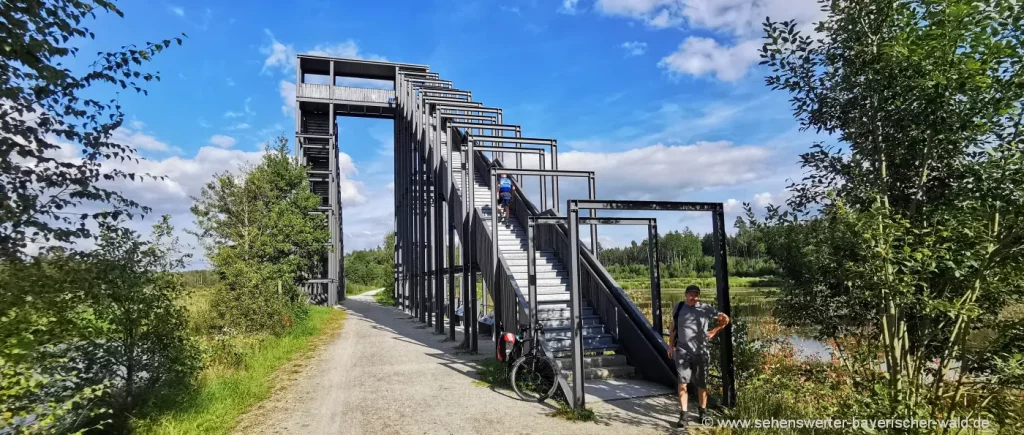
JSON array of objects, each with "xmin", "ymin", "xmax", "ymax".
[{"xmin": 788, "ymin": 335, "xmax": 833, "ymax": 361}]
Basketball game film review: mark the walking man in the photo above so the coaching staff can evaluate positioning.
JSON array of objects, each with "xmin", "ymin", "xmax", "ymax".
[{"xmin": 668, "ymin": 285, "xmax": 729, "ymax": 429}]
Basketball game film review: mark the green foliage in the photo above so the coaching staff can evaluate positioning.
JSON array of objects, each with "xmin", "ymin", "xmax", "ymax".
[
  {"xmin": 0, "ymin": 253, "xmax": 112, "ymax": 434},
  {"xmin": 1, "ymin": 217, "xmax": 201, "ymax": 433},
  {"xmin": 344, "ymin": 230, "xmax": 395, "ymax": 289},
  {"xmin": 345, "ymin": 282, "xmax": 376, "ymax": 295},
  {"xmin": 549, "ymin": 402, "xmax": 597, "ymax": 422},
  {"xmin": 83, "ymin": 219, "xmax": 202, "ymax": 427},
  {"xmin": 469, "ymin": 357, "xmax": 510, "ymax": 388},
  {"xmin": 135, "ymin": 307, "xmax": 345, "ymax": 435},
  {"xmin": 190, "ymin": 136, "xmax": 328, "ymax": 335},
  {"xmin": 0, "ymin": 1, "xmax": 185, "ymax": 258},
  {"xmin": 374, "ymin": 288, "xmax": 397, "ymax": 306},
  {"xmin": 599, "ymin": 222, "xmax": 777, "ymax": 278},
  {"xmin": 178, "ymin": 270, "xmax": 219, "ymax": 289},
  {"xmin": 757, "ymin": 0, "xmax": 1024, "ymax": 428}
]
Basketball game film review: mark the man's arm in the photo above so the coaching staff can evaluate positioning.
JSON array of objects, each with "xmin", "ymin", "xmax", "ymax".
[
  {"xmin": 707, "ymin": 312, "xmax": 730, "ymax": 340},
  {"xmin": 667, "ymin": 319, "xmax": 676, "ymax": 358}
]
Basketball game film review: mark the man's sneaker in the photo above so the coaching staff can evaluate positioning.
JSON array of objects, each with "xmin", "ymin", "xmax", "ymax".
[
  {"xmin": 675, "ymin": 411, "xmax": 688, "ymax": 429},
  {"xmin": 698, "ymin": 407, "xmax": 707, "ymax": 422}
]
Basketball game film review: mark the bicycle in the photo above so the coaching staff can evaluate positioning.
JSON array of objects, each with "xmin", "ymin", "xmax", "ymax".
[{"xmin": 496, "ymin": 322, "xmax": 560, "ymax": 401}]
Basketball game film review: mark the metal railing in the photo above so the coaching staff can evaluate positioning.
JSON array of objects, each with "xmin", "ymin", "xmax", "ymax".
[
  {"xmin": 484, "ymin": 155, "xmax": 679, "ymax": 394},
  {"xmin": 543, "ymin": 212, "xmax": 678, "ymax": 387},
  {"xmin": 334, "ymin": 86, "xmax": 395, "ymax": 103},
  {"xmin": 297, "ymin": 83, "xmax": 397, "ymax": 104},
  {"xmin": 471, "ymin": 151, "xmax": 580, "ymax": 402},
  {"xmin": 412, "ymin": 81, "xmax": 676, "ymax": 407}
]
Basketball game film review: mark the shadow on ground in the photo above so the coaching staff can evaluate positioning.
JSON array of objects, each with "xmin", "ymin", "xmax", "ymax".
[{"xmin": 343, "ymin": 296, "xmax": 683, "ymax": 432}]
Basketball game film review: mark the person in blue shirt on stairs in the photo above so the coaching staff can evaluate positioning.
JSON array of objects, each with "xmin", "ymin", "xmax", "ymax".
[{"xmin": 497, "ymin": 173, "xmax": 514, "ymax": 223}]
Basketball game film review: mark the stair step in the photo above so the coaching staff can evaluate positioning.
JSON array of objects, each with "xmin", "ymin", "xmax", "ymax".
[
  {"xmin": 528, "ymin": 292, "xmax": 571, "ymax": 303},
  {"xmin": 507, "ymin": 262, "xmax": 565, "ymax": 270},
  {"xmin": 504, "ymin": 262, "xmax": 562, "ymax": 270},
  {"xmin": 549, "ymin": 344, "xmax": 620, "ymax": 358},
  {"xmin": 538, "ymin": 315, "xmax": 601, "ymax": 328},
  {"xmin": 515, "ymin": 278, "xmax": 569, "ymax": 286},
  {"xmin": 542, "ymin": 325, "xmax": 605, "ymax": 338},
  {"xmin": 560, "ymin": 365, "xmax": 637, "ymax": 381},
  {"xmin": 555, "ymin": 354, "xmax": 629, "ymax": 370},
  {"xmin": 503, "ymin": 252, "xmax": 558, "ymax": 259},
  {"xmin": 508, "ymin": 270, "xmax": 565, "ymax": 279},
  {"xmin": 535, "ymin": 305, "xmax": 592, "ymax": 317},
  {"xmin": 545, "ymin": 334, "xmax": 615, "ymax": 349}
]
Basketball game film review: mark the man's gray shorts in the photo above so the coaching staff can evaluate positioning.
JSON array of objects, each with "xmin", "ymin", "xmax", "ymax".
[{"xmin": 674, "ymin": 348, "xmax": 709, "ymax": 388}]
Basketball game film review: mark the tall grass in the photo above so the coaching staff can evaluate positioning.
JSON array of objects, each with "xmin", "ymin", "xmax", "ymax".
[
  {"xmin": 135, "ymin": 306, "xmax": 345, "ymax": 435},
  {"xmin": 345, "ymin": 281, "xmax": 378, "ymax": 295}
]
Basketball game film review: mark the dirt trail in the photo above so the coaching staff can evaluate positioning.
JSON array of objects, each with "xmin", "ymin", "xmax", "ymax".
[{"xmin": 233, "ymin": 290, "xmax": 682, "ymax": 435}]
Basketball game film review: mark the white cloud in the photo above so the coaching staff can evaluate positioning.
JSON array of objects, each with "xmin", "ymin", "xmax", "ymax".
[
  {"xmin": 168, "ymin": 6, "xmax": 185, "ymax": 17},
  {"xmin": 560, "ymin": 0, "xmax": 581, "ymax": 14},
  {"xmin": 111, "ymin": 124, "xmax": 176, "ymax": 153},
  {"xmin": 227, "ymin": 123, "xmax": 251, "ymax": 130},
  {"xmin": 566, "ymin": 94, "xmax": 774, "ymax": 152},
  {"xmin": 106, "ymin": 142, "xmax": 371, "ymax": 264},
  {"xmin": 595, "ymin": 0, "xmax": 819, "ymax": 35},
  {"xmin": 307, "ymin": 40, "xmax": 387, "ymax": 62},
  {"xmin": 256, "ymin": 123, "xmax": 286, "ymax": 140},
  {"xmin": 593, "ymin": 0, "xmax": 824, "ymax": 80},
  {"xmin": 621, "ymin": 41, "xmax": 647, "ymax": 56},
  {"xmin": 209, "ymin": 135, "xmax": 236, "ymax": 149},
  {"xmin": 724, "ymin": 190, "xmax": 791, "ymax": 215},
  {"xmin": 224, "ymin": 111, "xmax": 243, "ymax": 118},
  {"xmin": 559, "ymin": 141, "xmax": 776, "ymax": 199},
  {"xmin": 658, "ymin": 37, "xmax": 761, "ymax": 81},
  {"xmin": 279, "ymin": 80, "xmax": 296, "ymax": 116},
  {"xmin": 261, "ymin": 29, "xmax": 296, "ymax": 75},
  {"xmin": 500, "ymin": 5, "xmax": 521, "ymax": 14},
  {"xmin": 226, "ymin": 78, "xmax": 236, "ymax": 87}
]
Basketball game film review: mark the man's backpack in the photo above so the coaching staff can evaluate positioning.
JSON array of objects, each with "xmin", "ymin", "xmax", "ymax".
[{"xmin": 672, "ymin": 301, "xmax": 685, "ymax": 322}]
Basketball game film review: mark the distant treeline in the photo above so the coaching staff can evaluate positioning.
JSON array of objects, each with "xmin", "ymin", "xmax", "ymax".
[
  {"xmin": 178, "ymin": 269, "xmax": 219, "ymax": 288},
  {"xmin": 344, "ymin": 232, "xmax": 395, "ymax": 291},
  {"xmin": 599, "ymin": 217, "xmax": 775, "ymax": 278}
]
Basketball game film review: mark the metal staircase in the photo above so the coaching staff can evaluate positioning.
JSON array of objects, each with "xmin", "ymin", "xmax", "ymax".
[
  {"xmin": 465, "ymin": 162, "xmax": 639, "ymax": 382},
  {"xmin": 281, "ymin": 55, "xmax": 687, "ymax": 408},
  {"xmin": 392, "ymin": 69, "xmax": 683, "ymax": 407}
]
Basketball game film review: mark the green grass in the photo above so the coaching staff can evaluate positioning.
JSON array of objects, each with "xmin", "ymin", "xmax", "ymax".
[
  {"xmin": 346, "ymin": 281, "xmax": 379, "ymax": 295},
  {"xmin": 135, "ymin": 306, "xmax": 346, "ymax": 435},
  {"xmin": 374, "ymin": 288, "xmax": 396, "ymax": 306},
  {"xmin": 550, "ymin": 402, "xmax": 598, "ymax": 422},
  {"xmin": 471, "ymin": 357, "xmax": 509, "ymax": 388}
]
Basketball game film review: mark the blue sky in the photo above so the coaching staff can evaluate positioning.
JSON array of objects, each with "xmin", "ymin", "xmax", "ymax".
[{"xmin": 78, "ymin": 0, "xmax": 826, "ymax": 263}]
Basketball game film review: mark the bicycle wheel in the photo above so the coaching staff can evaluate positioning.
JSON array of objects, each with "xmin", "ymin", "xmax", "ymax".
[{"xmin": 510, "ymin": 354, "xmax": 559, "ymax": 401}]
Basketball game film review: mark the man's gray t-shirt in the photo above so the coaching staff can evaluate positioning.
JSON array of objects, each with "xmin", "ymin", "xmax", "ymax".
[{"xmin": 674, "ymin": 302, "xmax": 721, "ymax": 354}]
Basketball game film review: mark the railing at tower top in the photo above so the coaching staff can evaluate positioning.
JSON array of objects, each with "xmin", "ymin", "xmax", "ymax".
[{"xmin": 297, "ymin": 83, "xmax": 396, "ymax": 104}]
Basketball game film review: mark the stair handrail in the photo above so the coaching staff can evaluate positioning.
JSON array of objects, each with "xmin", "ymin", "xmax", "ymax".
[
  {"xmin": 481, "ymin": 151, "xmax": 678, "ymax": 388},
  {"xmin": 477, "ymin": 152, "xmax": 581, "ymax": 403},
  {"xmin": 470, "ymin": 150, "xmax": 530, "ymax": 317}
]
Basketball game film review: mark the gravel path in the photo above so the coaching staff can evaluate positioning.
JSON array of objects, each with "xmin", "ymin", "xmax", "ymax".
[{"xmin": 233, "ymin": 291, "xmax": 682, "ymax": 435}]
